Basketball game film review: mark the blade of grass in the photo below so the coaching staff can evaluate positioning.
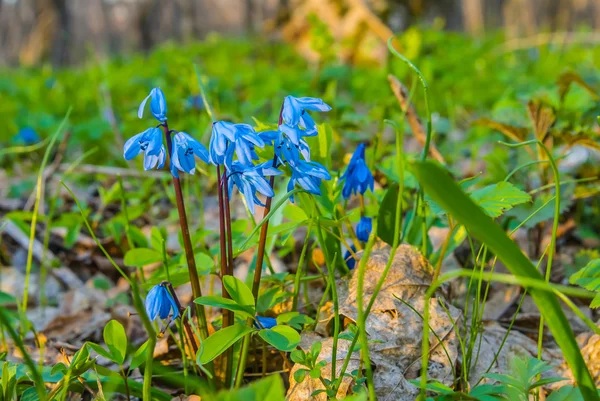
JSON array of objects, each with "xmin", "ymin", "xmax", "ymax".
[
  {"xmin": 411, "ymin": 160, "xmax": 599, "ymax": 401},
  {"xmin": 22, "ymin": 109, "xmax": 72, "ymax": 333}
]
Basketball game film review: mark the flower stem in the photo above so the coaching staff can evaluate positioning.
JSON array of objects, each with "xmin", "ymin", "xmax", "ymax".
[
  {"xmin": 235, "ymin": 107, "xmax": 284, "ymax": 387},
  {"xmin": 161, "ymin": 122, "xmax": 209, "ymax": 342},
  {"xmin": 217, "ymin": 165, "xmax": 233, "ymax": 386}
]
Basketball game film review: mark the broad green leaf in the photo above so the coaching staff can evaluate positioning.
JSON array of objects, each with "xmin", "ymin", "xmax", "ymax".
[
  {"xmin": 123, "ymin": 248, "xmax": 162, "ymax": 267},
  {"xmin": 470, "ymin": 182, "xmax": 531, "ymax": 218},
  {"xmin": 198, "ymin": 324, "xmax": 254, "ymax": 365},
  {"xmin": 194, "ymin": 295, "xmax": 255, "ymax": 320},
  {"xmin": 258, "ymin": 326, "xmax": 300, "ymax": 352},
  {"xmin": 223, "ymin": 275, "xmax": 255, "ymax": 309},
  {"xmin": 377, "ymin": 183, "xmax": 400, "ymax": 246},
  {"xmin": 19, "ymin": 387, "xmax": 42, "ymax": 401},
  {"xmin": 103, "ymin": 320, "xmax": 127, "ymax": 365},
  {"xmin": 411, "ymin": 161, "xmax": 599, "ymax": 401}
]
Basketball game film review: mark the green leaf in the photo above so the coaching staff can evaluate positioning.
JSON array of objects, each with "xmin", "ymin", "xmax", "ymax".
[
  {"xmin": 86, "ymin": 342, "xmax": 114, "ymax": 362},
  {"xmin": 294, "ymin": 368, "xmax": 308, "ymax": 384},
  {"xmin": 129, "ymin": 340, "xmax": 150, "ymax": 371},
  {"xmin": 198, "ymin": 324, "xmax": 254, "ymax": 365},
  {"xmin": 276, "ymin": 312, "xmax": 314, "ymax": 330},
  {"xmin": 570, "ymin": 259, "xmax": 600, "ymax": 309},
  {"xmin": 470, "ymin": 182, "xmax": 531, "ymax": 218},
  {"xmin": 0, "ymin": 292, "xmax": 16, "ymax": 306},
  {"xmin": 223, "ymin": 275, "xmax": 255, "ymax": 309},
  {"xmin": 103, "ymin": 320, "xmax": 127, "ymax": 365},
  {"xmin": 411, "ymin": 160, "xmax": 600, "ymax": 401},
  {"xmin": 194, "ymin": 295, "xmax": 255, "ymax": 320},
  {"xmin": 258, "ymin": 326, "xmax": 300, "ymax": 352},
  {"xmin": 377, "ymin": 183, "xmax": 400, "ymax": 246},
  {"xmin": 123, "ymin": 248, "xmax": 162, "ymax": 267},
  {"xmin": 214, "ymin": 374, "xmax": 285, "ymax": 401}
]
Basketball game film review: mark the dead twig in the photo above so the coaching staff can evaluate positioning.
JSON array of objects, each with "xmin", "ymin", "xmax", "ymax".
[{"xmin": 388, "ymin": 75, "xmax": 446, "ymax": 164}]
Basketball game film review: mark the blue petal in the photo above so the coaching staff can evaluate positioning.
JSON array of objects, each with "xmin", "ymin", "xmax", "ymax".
[
  {"xmin": 138, "ymin": 93, "xmax": 152, "ymax": 119},
  {"xmin": 123, "ymin": 131, "xmax": 146, "ymax": 160},
  {"xmin": 293, "ymin": 96, "xmax": 332, "ymax": 112},
  {"xmin": 150, "ymin": 88, "xmax": 167, "ymax": 122},
  {"xmin": 279, "ymin": 123, "xmax": 300, "ymax": 145},
  {"xmin": 255, "ymin": 316, "xmax": 277, "ymax": 329}
]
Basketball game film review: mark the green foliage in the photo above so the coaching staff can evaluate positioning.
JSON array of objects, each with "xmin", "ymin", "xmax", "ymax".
[
  {"xmin": 412, "ymin": 160, "xmax": 599, "ymax": 400},
  {"xmin": 198, "ymin": 324, "xmax": 255, "ymax": 365},
  {"xmin": 570, "ymin": 259, "xmax": 600, "ymax": 308},
  {"xmin": 258, "ymin": 326, "xmax": 301, "ymax": 352}
]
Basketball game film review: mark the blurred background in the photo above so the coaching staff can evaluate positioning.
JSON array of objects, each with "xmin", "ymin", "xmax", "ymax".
[{"xmin": 2, "ymin": 0, "xmax": 600, "ymax": 66}]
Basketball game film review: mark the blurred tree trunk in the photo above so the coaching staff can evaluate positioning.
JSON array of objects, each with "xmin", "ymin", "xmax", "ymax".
[
  {"xmin": 462, "ymin": 0, "xmax": 483, "ymax": 35},
  {"xmin": 50, "ymin": 0, "xmax": 69, "ymax": 65},
  {"xmin": 19, "ymin": 0, "xmax": 57, "ymax": 65},
  {"xmin": 138, "ymin": 0, "xmax": 159, "ymax": 52},
  {"xmin": 246, "ymin": 0, "xmax": 254, "ymax": 34}
]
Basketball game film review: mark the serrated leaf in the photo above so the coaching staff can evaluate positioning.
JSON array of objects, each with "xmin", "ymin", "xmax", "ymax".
[
  {"xmin": 570, "ymin": 259, "xmax": 600, "ymax": 309},
  {"xmin": 470, "ymin": 182, "xmax": 531, "ymax": 218}
]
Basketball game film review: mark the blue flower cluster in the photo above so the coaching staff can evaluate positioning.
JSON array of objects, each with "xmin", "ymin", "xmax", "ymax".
[
  {"xmin": 124, "ymin": 88, "xmax": 209, "ymax": 178},
  {"xmin": 210, "ymin": 95, "xmax": 332, "ymax": 212},
  {"xmin": 124, "ymin": 89, "xmax": 332, "ymax": 213}
]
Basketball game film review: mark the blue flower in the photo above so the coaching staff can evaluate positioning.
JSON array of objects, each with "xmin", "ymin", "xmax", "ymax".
[
  {"xmin": 15, "ymin": 127, "xmax": 40, "ymax": 144},
  {"xmin": 145, "ymin": 283, "xmax": 179, "ymax": 320},
  {"xmin": 344, "ymin": 245, "xmax": 358, "ymax": 270},
  {"xmin": 123, "ymin": 127, "xmax": 166, "ymax": 170},
  {"xmin": 356, "ymin": 217, "xmax": 372, "ymax": 242},
  {"xmin": 170, "ymin": 131, "xmax": 210, "ymax": 178},
  {"xmin": 228, "ymin": 161, "xmax": 283, "ymax": 214},
  {"xmin": 288, "ymin": 160, "xmax": 331, "ymax": 196},
  {"xmin": 255, "ymin": 316, "xmax": 277, "ymax": 329},
  {"xmin": 138, "ymin": 87, "xmax": 167, "ymax": 122},
  {"xmin": 186, "ymin": 95, "xmax": 204, "ymax": 110},
  {"xmin": 341, "ymin": 144, "xmax": 374, "ymax": 199},
  {"xmin": 280, "ymin": 96, "xmax": 331, "ymax": 145},
  {"xmin": 209, "ymin": 121, "xmax": 265, "ymax": 169}
]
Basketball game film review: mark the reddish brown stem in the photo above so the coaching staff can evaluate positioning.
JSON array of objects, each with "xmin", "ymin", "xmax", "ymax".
[
  {"xmin": 250, "ymin": 108, "xmax": 283, "ymax": 299},
  {"xmin": 161, "ymin": 122, "xmax": 209, "ymax": 342}
]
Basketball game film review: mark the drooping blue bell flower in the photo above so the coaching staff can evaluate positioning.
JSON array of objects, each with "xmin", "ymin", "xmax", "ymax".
[
  {"xmin": 227, "ymin": 161, "xmax": 283, "ymax": 214},
  {"xmin": 170, "ymin": 132, "xmax": 210, "ymax": 178},
  {"xmin": 138, "ymin": 87, "xmax": 167, "ymax": 122},
  {"xmin": 356, "ymin": 216, "xmax": 372, "ymax": 242},
  {"xmin": 280, "ymin": 96, "xmax": 331, "ymax": 145},
  {"xmin": 287, "ymin": 160, "xmax": 331, "ymax": 196},
  {"xmin": 15, "ymin": 127, "xmax": 40, "ymax": 145},
  {"xmin": 123, "ymin": 127, "xmax": 166, "ymax": 170},
  {"xmin": 341, "ymin": 143, "xmax": 374, "ymax": 199},
  {"xmin": 145, "ymin": 283, "xmax": 179, "ymax": 320},
  {"xmin": 254, "ymin": 316, "xmax": 277, "ymax": 329}
]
